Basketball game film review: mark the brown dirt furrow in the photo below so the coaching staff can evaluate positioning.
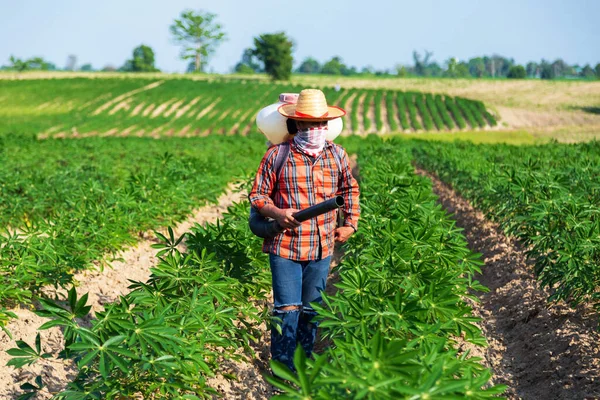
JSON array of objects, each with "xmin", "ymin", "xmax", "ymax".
[
  {"xmin": 130, "ymin": 102, "xmax": 146, "ymax": 116},
  {"xmin": 108, "ymin": 98, "xmax": 132, "ymax": 115},
  {"xmin": 380, "ymin": 92, "xmax": 391, "ymax": 134},
  {"xmin": 415, "ymin": 167, "xmax": 600, "ymax": 400},
  {"xmin": 92, "ymin": 81, "xmax": 164, "ymax": 115},
  {"xmin": 366, "ymin": 96, "xmax": 376, "ymax": 134},
  {"xmin": 150, "ymin": 98, "xmax": 178, "ymax": 118},
  {"xmin": 341, "ymin": 92, "xmax": 357, "ymax": 135},
  {"xmin": 196, "ymin": 98, "xmax": 222, "ymax": 120},
  {"xmin": 174, "ymin": 96, "xmax": 201, "ymax": 119},
  {"xmin": 356, "ymin": 93, "xmax": 367, "ymax": 135},
  {"xmin": 163, "ymin": 99, "xmax": 185, "ymax": 118},
  {"xmin": 0, "ymin": 186, "xmax": 247, "ymax": 400}
]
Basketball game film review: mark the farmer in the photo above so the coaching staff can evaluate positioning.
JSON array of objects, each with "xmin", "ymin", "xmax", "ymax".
[{"xmin": 249, "ymin": 89, "xmax": 360, "ymax": 372}]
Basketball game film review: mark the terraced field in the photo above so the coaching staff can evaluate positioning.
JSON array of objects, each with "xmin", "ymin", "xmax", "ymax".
[{"xmin": 0, "ymin": 77, "xmax": 497, "ymax": 139}]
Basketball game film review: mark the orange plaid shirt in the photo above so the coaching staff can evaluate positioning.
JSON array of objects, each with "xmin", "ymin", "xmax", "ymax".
[{"xmin": 249, "ymin": 140, "xmax": 360, "ymax": 261}]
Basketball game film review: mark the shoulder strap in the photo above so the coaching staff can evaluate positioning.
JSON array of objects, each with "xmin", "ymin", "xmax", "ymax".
[
  {"xmin": 329, "ymin": 144, "xmax": 343, "ymax": 174},
  {"xmin": 273, "ymin": 141, "xmax": 290, "ymax": 181},
  {"xmin": 271, "ymin": 142, "xmax": 290, "ymax": 192}
]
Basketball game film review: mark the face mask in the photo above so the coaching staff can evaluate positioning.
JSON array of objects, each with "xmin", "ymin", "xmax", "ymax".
[{"xmin": 294, "ymin": 124, "xmax": 327, "ymax": 157}]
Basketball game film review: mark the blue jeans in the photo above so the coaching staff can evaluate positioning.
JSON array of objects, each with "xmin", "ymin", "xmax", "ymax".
[{"xmin": 269, "ymin": 253, "xmax": 331, "ymax": 372}]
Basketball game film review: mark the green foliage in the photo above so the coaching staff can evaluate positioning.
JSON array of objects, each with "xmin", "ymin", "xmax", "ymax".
[
  {"xmin": 296, "ymin": 57, "xmax": 321, "ymax": 74},
  {"xmin": 444, "ymin": 57, "xmax": 470, "ymax": 78},
  {"xmin": 385, "ymin": 91, "xmax": 399, "ymax": 131},
  {"xmin": 507, "ymin": 65, "xmax": 526, "ymax": 79},
  {"xmin": 362, "ymin": 92, "xmax": 374, "ymax": 132},
  {"xmin": 25, "ymin": 200, "xmax": 271, "ymax": 398},
  {"xmin": 0, "ymin": 133, "xmax": 265, "ymax": 329},
  {"xmin": 455, "ymin": 98, "xmax": 478, "ymax": 128},
  {"xmin": 234, "ymin": 48, "xmax": 262, "ymax": 74},
  {"xmin": 269, "ymin": 136, "xmax": 505, "ymax": 398},
  {"xmin": 374, "ymin": 91, "xmax": 383, "ymax": 132},
  {"xmin": 396, "ymin": 92, "xmax": 412, "ymax": 130},
  {"xmin": 321, "ymin": 56, "xmax": 357, "ymax": 76},
  {"xmin": 170, "ymin": 9, "xmax": 227, "ymax": 73},
  {"xmin": 413, "ymin": 140, "xmax": 600, "ymax": 310},
  {"xmin": 252, "ymin": 32, "xmax": 294, "ymax": 81},
  {"xmin": 6, "ymin": 333, "xmax": 52, "ymax": 368},
  {"xmin": 121, "ymin": 44, "xmax": 159, "ymax": 72},
  {"xmin": 6, "ymin": 56, "xmax": 54, "ymax": 72},
  {"xmin": 413, "ymin": 93, "xmax": 434, "ymax": 131},
  {"xmin": 351, "ymin": 91, "xmax": 362, "ymax": 133},
  {"xmin": 444, "ymin": 97, "xmax": 467, "ymax": 129},
  {"xmin": 435, "ymin": 95, "xmax": 455, "ymax": 130},
  {"xmin": 425, "ymin": 93, "xmax": 443, "ymax": 130}
]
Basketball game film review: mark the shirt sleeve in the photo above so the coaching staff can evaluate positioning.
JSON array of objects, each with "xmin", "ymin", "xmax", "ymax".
[
  {"xmin": 248, "ymin": 146, "xmax": 279, "ymax": 211},
  {"xmin": 336, "ymin": 147, "xmax": 360, "ymax": 231}
]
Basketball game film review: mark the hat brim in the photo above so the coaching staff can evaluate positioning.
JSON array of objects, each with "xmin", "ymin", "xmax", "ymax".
[{"xmin": 278, "ymin": 104, "xmax": 346, "ymax": 121}]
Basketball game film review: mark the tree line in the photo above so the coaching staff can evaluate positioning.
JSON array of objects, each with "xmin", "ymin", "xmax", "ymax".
[{"xmin": 2, "ymin": 9, "xmax": 599, "ymax": 82}]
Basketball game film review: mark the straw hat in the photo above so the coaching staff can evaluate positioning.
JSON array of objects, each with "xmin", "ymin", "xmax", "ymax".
[{"xmin": 278, "ymin": 89, "xmax": 346, "ymax": 121}]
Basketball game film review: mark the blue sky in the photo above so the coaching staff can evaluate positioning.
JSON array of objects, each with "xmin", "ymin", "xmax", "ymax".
[{"xmin": 1, "ymin": 0, "xmax": 599, "ymax": 73}]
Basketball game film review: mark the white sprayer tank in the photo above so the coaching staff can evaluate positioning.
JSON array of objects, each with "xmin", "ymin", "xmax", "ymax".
[{"xmin": 256, "ymin": 93, "xmax": 343, "ymax": 145}]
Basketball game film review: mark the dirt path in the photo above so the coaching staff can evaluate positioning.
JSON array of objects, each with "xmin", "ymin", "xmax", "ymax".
[
  {"xmin": 415, "ymin": 167, "xmax": 600, "ymax": 400},
  {"xmin": 341, "ymin": 92, "xmax": 357, "ymax": 135},
  {"xmin": 0, "ymin": 186, "xmax": 246, "ymax": 399},
  {"xmin": 380, "ymin": 92, "xmax": 391, "ymax": 134}
]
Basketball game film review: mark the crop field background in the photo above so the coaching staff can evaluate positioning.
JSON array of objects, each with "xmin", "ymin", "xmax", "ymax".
[
  {"xmin": 0, "ymin": 75, "xmax": 498, "ymax": 140},
  {"xmin": 1, "ymin": 73, "xmax": 600, "ymax": 399}
]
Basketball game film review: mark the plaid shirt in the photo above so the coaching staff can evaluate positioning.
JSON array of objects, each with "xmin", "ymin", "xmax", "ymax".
[{"xmin": 249, "ymin": 140, "xmax": 360, "ymax": 261}]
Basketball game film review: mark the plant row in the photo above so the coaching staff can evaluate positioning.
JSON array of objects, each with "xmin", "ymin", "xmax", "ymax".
[
  {"xmin": 9, "ymin": 198, "xmax": 272, "ymax": 399},
  {"xmin": 0, "ymin": 78, "xmax": 498, "ymax": 139},
  {"xmin": 413, "ymin": 140, "xmax": 600, "ymax": 310},
  {"xmin": 0, "ymin": 133, "xmax": 265, "ymax": 332},
  {"xmin": 270, "ymin": 136, "xmax": 505, "ymax": 398}
]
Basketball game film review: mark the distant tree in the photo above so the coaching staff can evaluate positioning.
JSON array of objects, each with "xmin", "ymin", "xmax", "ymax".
[
  {"xmin": 551, "ymin": 59, "xmax": 569, "ymax": 78},
  {"xmin": 27, "ymin": 57, "xmax": 52, "ymax": 70},
  {"xmin": 8, "ymin": 56, "xmax": 30, "ymax": 72},
  {"xmin": 234, "ymin": 48, "xmax": 262, "ymax": 74},
  {"xmin": 122, "ymin": 45, "xmax": 159, "ymax": 72},
  {"xmin": 7, "ymin": 56, "xmax": 55, "ymax": 71},
  {"xmin": 595, "ymin": 63, "xmax": 600, "ymax": 79},
  {"xmin": 580, "ymin": 64, "xmax": 595, "ymax": 79},
  {"xmin": 507, "ymin": 65, "xmax": 526, "ymax": 79},
  {"xmin": 526, "ymin": 62, "xmax": 539, "ymax": 78},
  {"xmin": 252, "ymin": 32, "xmax": 294, "ymax": 80},
  {"xmin": 444, "ymin": 58, "xmax": 469, "ymax": 78},
  {"xmin": 65, "ymin": 55, "xmax": 77, "ymax": 71},
  {"xmin": 170, "ymin": 10, "xmax": 226, "ymax": 73},
  {"xmin": 321, "ymin": 56, "xmax": 343, "ymax": 75},
  {"xmin": 101, "ymin": 65, "xmax": 117, "ymax": 72},
  {"xmin": 468, "ymin": 57, "xmax": 486, "ymax": 78},
  {"xmin": 395, "ymin": 65, "xmax": 409, "ymax": 77},
  {"xmin": 80, "ymin": 63, "xmax": 93, "ymax": 72},
  {"xmin": 361, "ymin": 65, "xmax": 375, "ymax": 75},
  {"xmin": 296, "ymin": 57, "xmax": 320, "ymax": 74},
  {"xmin": 540, "ymin": 59, "xmax": 554, "ymax": 79}
]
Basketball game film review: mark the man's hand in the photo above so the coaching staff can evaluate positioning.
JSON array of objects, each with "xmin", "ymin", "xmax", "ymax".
[
  {"xmin": 275, "ymin": 208, "xmax": 302, "ymax": 229},
  {"xmin": 335, "ymin": 226, "xmax": 355, "ymax": 243}
]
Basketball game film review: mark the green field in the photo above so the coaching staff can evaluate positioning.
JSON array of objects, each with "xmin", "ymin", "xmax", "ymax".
[
  {"xmin": 0, "ymin": 76, "xmax": 497, "ymax": 139},
  {"xmin": 1, "ymin": 74, "xmax": 599, "ymax": 399}
]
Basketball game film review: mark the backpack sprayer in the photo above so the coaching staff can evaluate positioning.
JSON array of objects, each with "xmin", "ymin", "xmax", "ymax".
[{"xmin": 249, "ymin": 92, "xmax": 345, "ymax": 239}]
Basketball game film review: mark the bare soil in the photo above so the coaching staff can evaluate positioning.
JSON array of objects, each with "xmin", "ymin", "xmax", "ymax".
[
  {"xmin": 380, "ymin": 92, "xmax": 391, "ymax": 134},
  {"xmin": 0, "ymin": 186, "xmax": 247, "ymax": 399},
  {"xmin": 341, "ymin": 92, "xmax": 357, "ymax": 135},
  {"xmin": 415, "ymin": 167, "xmax": 600, "ymax": 400},
  {"xmin": 356, "ymin": 93, "xmax": 367, "ymax": 135}
]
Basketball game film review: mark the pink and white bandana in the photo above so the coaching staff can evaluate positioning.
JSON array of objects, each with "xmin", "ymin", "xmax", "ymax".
[{"xmin": 294, "ymin": 126, "xmax": 327, "ymax": 157}]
